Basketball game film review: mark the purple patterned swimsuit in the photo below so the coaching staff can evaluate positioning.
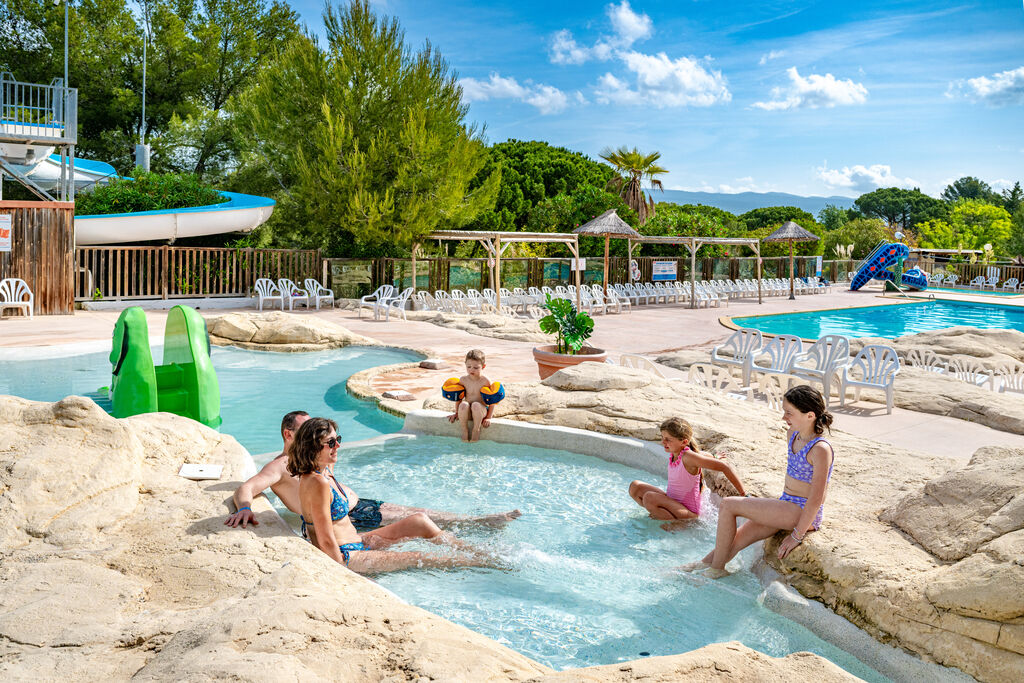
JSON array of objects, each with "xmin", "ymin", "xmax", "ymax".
[{"xmin": 780, "ymin": 432, "xmax": 834, "ymax": 529}]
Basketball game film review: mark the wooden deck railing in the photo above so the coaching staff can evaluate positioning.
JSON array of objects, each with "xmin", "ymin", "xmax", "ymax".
[{"xmin": 75, "ymin": 246, "xmax": 321, "ymax": 301}]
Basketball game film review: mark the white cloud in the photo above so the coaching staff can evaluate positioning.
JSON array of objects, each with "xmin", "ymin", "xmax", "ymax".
[
  {"xmin": 758, "ymin": 50, "xmax": 785, "ymax": 66},
  {"xmin": 947, "ymin": 66, "xmax": 1024, "ymax": 106},
  {"xmin": 753, "ymin": 67, "xmax": 868, "ymax": 110},
  {"xmin": 549, "ymin": 1, "xmax": 652, "ymax": 65},
  {"xmin": 816, "ymin": 163, "xmax": 917, "ymax": 194},
  {"xmin": 459, "ymin": 73, "xmax": 573, "ymax": 115},
  {"xmin": 595, "ymin": 51, "xmax": 731, "ymax": 107},
  {"xmin": 672, "ymin": 178, "xmax": 780, "ymax": 194},
  {"xmin": 992, "ymin": 178, "xmax": 1014, "ymax": 191}
]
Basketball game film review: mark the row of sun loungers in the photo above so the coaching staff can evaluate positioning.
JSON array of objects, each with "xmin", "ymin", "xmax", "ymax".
[{"xmin": 928, "ymin": 271, "xmax": 1021, "ymax": 292}]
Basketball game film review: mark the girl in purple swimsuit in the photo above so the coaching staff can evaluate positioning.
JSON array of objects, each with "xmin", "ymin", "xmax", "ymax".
[{"xmin": 682, "ymin": 385, "xmax": 834, "ymax": 578}]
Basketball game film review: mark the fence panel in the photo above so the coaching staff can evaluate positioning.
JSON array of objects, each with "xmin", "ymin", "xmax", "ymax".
[{"xmin": 75, "ymin": 246, "xmax": 320, "ymax": 301}]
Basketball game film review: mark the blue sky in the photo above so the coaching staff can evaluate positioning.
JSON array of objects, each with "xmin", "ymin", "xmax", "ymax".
[{"xmin": 290, "ymin": 1, "xmax": 1024, "ymax": 199}]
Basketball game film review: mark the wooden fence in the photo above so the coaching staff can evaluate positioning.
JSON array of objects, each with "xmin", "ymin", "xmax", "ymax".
[
  {"xmin": 75, "ymin": 246, "xmax": 321, "ymax": 301},
  {"xmin": 0, "ymin": 201, "xmax": 75, "ymax": 315}
]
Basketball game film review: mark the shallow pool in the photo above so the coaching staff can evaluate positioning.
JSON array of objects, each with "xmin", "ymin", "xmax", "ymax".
[
  {"xmin": 733, "ymin": 299, "xmax": 1024, "ymax": 339},
  {"xmin": 338, "ymin": 436, "xmax": 886, "ymax": 680},
  {"xmin": 0, "ymin": 345, "xmax": 416, "ymax": 453}
]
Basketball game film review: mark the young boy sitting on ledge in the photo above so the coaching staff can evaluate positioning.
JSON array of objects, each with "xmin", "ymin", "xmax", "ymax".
[{"xmin": 447, "ymin": 349, "xmax": 497, "ymax": 442}]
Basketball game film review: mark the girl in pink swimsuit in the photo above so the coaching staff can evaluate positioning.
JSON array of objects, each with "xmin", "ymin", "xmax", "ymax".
[{"xmin": 629, "ymin": 417, "xmax": 748, "ymax": 528}]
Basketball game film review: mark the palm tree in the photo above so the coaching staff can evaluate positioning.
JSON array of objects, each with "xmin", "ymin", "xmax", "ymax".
[{"xmin": 599, "ymin": 146, "xmax": 668, "ymax": 225}]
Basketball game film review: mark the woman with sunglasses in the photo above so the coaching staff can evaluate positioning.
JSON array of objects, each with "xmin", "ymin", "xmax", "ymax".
[{"xmin": 288, "ymin": 417, "xmax": 496, "ymax": 572}]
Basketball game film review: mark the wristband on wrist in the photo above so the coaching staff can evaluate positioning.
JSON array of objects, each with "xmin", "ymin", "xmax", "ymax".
[
  {"xmin": 237, "ymin": 505, "xmax": 251, "ymax": 512},
  {"xmin": 790, "ymin": 529, "xmax": 804, "ymax": 543}
]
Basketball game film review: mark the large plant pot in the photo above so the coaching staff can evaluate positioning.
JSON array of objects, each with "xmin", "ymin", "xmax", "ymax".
[{"xmin": 532, "ymin": 344, "xmax": 608, "ymax": 380}]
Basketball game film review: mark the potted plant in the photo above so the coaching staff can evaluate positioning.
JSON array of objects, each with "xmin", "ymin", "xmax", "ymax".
[{"xmin": 532, "ymin": 294, "xmax": 608, "ymax": 379}]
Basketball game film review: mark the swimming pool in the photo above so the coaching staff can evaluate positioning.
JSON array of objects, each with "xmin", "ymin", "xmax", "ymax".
[
  {"xmin": 928, "ymin": 285, "xmax": 1019, "ymax": 297},
  {"xmin": 732, "ymin": 299, "xmax": 1024, "ymax": 339},
  {"xmin": 0, "ymin": 345, "xmax": 417, "ymax": 454},
  {"xmin": 339, "ymin": 435, "xmax": 885, "ymax": 680}
]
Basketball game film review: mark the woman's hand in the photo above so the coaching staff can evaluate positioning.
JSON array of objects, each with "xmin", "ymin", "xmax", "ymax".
[{"xmin": 777, "ymin": 532, "xmax": 803, "ymax": 559}]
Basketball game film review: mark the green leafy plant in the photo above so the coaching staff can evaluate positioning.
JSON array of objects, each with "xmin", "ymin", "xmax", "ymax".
[
  {"xmin": 537, "ymin": 294, "xmax": 594, "ymax": 355},
  {"xmin": 91, "ymin": 288, "xmax": 103, "ymax": 301},
  {"xmin": 75, "ymin": 169, "xmax": 224, "ymax": 216}
]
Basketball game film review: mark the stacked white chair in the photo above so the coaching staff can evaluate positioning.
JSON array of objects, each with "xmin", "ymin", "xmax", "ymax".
[
  {"xmin": 790, "ymin": 334, "xmax": 851, "ymax": 405},
  {"xmin": 839, "ymin": 344, "xmax": 901, "ymax": 414},
  {"xmin": 710, "ymin": 328, "xmax": 763, "ymax": 386},
  {"xmin": 0, "ymin": 277, "xmax": 34, "ymax": 318}
]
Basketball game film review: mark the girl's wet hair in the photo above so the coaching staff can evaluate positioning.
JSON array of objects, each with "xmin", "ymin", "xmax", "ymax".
[
  {"xmin": 784, "ymin": 385, "xmax": 834, "ymax": 435},
  {"xmin": 286, "ymin": 417, "xmax": 339, "ymax": 476},
  {"xmin": 659, "ymin": 417, "xmax": 701, "ymax": 451}
]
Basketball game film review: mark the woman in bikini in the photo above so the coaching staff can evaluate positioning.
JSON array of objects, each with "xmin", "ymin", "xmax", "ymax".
[
  {"xmin": 289, "ymin": 417, "xmax": 498, "ymax": 573},
  {"xmin": 682, "ymin": 384, "xmax": 834, "ymax": 578}
]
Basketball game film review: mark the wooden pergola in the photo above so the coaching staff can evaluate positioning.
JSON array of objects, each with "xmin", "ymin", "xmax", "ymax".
[
  {"xmin": 415, "ymin": 230, "xmax": 583, "ymax": 309},
  {"xmin": 626, "ymin": 236, "xmax": 764, "ymax": 308}
]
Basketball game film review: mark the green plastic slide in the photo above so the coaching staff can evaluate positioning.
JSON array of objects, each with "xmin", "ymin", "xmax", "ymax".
[{"xmin": 109, "ymin": 305, "xmax": 222, "ymax": 428}]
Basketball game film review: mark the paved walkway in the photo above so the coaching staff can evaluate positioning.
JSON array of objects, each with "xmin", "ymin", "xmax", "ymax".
[{"xmin": 2, "ymin": 285, "xmax": 1023, "ymax": 459}]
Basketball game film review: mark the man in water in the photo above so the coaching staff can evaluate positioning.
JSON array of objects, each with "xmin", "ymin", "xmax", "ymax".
[{"xmin": 226, "ymin": 410, "xmax": 520, "ymax": 531}]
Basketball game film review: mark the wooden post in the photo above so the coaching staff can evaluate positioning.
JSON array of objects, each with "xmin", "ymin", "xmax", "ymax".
[
  {"xmin": 603, "ymin": 234, "xmax": 610, "ymax": 295},
  {"xmin": 756, "ymin": 242, "xmax": 763, "ymax": 304},
  {"xmin": 411, "ymin": 242, "xmax": 418, "ymax": 293},
  {"xmin": 689, "ymin": 239, "xmax": 697, "ymax": 310},
  {"xmin": 570, "ymin": 237, "xmax": 581, "ymax": 310},
  {"xmin": 789, "ymin": 241, "xmax": 796, "ymax": 300},
  {"xmin": 494, "ymin": 236, "xmax": 502, "ymax": 309}
]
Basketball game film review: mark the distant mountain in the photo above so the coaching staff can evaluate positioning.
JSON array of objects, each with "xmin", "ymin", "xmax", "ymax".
[{"xmin": 652, "ymin": 189, "xmax": 855, "ymax": 217}]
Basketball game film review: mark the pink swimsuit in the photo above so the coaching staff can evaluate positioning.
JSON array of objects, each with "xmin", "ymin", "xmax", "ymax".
[{"xmin": 666, "ymin": 448, "xmax": 702, "ymax": 515}]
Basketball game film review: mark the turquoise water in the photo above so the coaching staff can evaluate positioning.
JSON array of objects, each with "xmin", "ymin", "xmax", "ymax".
[
  {"xmin": 734, "ymin": 299, "xmax": 1024, "ymax": 339},
  {"xmin": 340, "ymin": 436, "xmax": 886, "ymax": 680},
  {"xmin": 929, "ymin": 285, "xmax": 1019, "ymax": 296},
  {"xmin": 0, "ymin": 345, "xmax": 414, "ymax": 454},
  {"xmin": 0, "ymin": 346, "xmax": 887, "ymax": 679}
]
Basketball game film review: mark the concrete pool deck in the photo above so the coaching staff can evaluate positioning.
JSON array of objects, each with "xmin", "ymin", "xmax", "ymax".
[{"xmin": 3, "ymin": 283, "xmax": 1023, "ymax": 459}]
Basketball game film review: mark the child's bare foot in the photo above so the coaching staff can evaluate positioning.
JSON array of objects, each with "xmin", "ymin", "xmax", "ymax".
[
  {"xmin": 703, "ymin": 567, "xmax": 731, "ymax": 579},
  {"xmin": 470, "ymin": 424, "xmax": 482, "ymax": 442},
  {"xmin": 476, "ymin": 509, "xmax": 521, "ymax": 526},
  {"xmin": 678, "ymin": 560, "xmax": 711, "ymax": 572},
  {"xmin": 660, "ymin": 519, "xmax": 695, "ymax": 532}
]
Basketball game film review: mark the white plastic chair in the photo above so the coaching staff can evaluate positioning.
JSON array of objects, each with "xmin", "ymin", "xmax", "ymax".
[
  {"xmin": 382, "ymin": 287, "xmax": 414, "ymax": 321},
  {"xmin": 415, "ymin": 290, "xmax": 438, "ymax": 311},
  {"xmin": 0, "ymin": 277, "xmax": 34, "ymax": 318},
  {"xmin": 945, "ymin": 355, "xmax": 994, "ymax": 390},
  {"xmin": 1001, "ymin": 278, "xmax": 1019, "ymax": 292},
  {"xmin": 277, "ymin": 278, "xmax": 310, "ymax": 310},
  {"xmin": 358, "ymin": 284, "xmax": 393, "ymax": 319},
  {"xmin": 968, "ymin": 276, "xmax": 986, "ymax": 289},
  {"xmin": 619, "ymin": 354, "xmax": 665, "ymax": 377},
  {"xmin": 790, "ymin": 335, "xmax": 851, "ymax": 405},
  {"xmin": 304, "ymin": 278, "xmax": 335, "ymax": 309},
  {"xmin": 994, "ymin": 361, "xmax": 1024, "ymax": 394},
  {"xmin": 839, "ymin": 344, "xmax": 901, "ymax": 414},
  {"xmin": 903, "ymin": 348, "xmax": 945, "ymax": 373},
  {"xmin": 750, "ymin": 335, "xmax": 804, "ymax": 377},
  {"xmin": 710, "ymin": 328, "xmax": 763, "ymax": 385},
  {"xmin": 254, "ymin": 278, "xmax": 284, "ymax": 311}
]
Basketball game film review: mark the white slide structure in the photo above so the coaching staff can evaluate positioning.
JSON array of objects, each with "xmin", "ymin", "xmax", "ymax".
[{"xmin": 3, "ymin": 154, "xmax": 275, "ymax": 245}]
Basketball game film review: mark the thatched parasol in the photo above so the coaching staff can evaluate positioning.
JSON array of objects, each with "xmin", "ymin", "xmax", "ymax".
[
  {"xmin": 762, "ymin": 221, "xmax": 819, "ymax": 300},
  {"xmin": 573, "ymin": 209, "xmax": 641, "ymax": 294}
]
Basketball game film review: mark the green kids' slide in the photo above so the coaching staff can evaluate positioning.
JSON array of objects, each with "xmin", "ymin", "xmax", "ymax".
[{"xmin": 108, "ymin": 305, "xmax": 222, "ymax": 428}]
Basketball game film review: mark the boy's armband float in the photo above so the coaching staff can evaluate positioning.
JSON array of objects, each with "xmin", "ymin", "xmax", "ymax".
[
  {"xmin": 441, "ymin": 378, "xmax": 466, "ymax": 401},
  {"xmin": 480, "ymin": 381, "xmax": 505, "ymax": 405}
]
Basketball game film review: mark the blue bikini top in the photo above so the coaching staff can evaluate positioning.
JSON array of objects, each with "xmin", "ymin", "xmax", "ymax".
[
  {"xmin": 786, "ymin": 432, "xmax": 834, "ymax": 484},
  {"xmin": 300, "ymin": 470, "xmax": 350, "ymax": 538}
]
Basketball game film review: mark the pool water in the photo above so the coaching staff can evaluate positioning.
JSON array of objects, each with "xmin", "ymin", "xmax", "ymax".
[
  {"xmin": 733, "ymin": 299, "xmax": 1024, "ymax": 339},
  {"xmin": 340, "ymin": 436, "xmax": 886, "ymax": 680},
  {"xmin": 929, "ymin": 285, "xmax": 1019, "ymax": 297},
  {"xmin": 0, "ymin": 345, "xmax": 415, "ymax": 454}
]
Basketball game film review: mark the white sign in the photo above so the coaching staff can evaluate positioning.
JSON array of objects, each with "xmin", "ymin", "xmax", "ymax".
[
  {"xmin": 571, "ymin": 258, "xmax": 586, "ymax": 271},
  {"xmin": 815, "ymin": 255, "xmax": 823, "ymax": 277},
  {"xmin": 0, "ymin": 215, "xmax": 11, "ymax": 252},
  {"xmin": 652, "ymin": 260, "xmax": 677, "ymax": 281}
]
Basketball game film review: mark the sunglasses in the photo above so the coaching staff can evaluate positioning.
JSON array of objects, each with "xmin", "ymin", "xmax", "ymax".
[{"xmin": 322, "ymin": 436, "xmax": 340, "ymax": 448}]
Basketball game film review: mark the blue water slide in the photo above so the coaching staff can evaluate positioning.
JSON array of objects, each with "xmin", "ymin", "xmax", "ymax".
[{"xmin": 850, "ymin": 242, "xmax": 921, "ymax": 291}]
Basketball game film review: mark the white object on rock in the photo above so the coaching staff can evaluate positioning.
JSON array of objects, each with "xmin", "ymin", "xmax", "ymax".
[
  {"xmin": 382, "ymin": 390, "xmax": 416, "ymax": 401},
  {"xmin": 178, "ymin": 463, "xmax": 223, "ymax": 481},
  {"xmin": 419, "ymin": 358, "xmax": 445, "ymax": 369}
]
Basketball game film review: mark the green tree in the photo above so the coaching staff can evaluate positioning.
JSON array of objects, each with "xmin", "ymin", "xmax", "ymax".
[
  {"xmin": 817, "ymin": 204, "xmax": 851, "ymax": 231},
  {"xmin": 917, "ymin": 200, "xmax": 1014, "ymax": 252},
  {"xmin": 466, "ymin": 140, "xmax": 613, "ymax": 233},
  {"xmin": 1001, "ymin": 181, "xmax": 1023, "ymax": 215},
  {"xmin": 822, "ymin": 217, "xmax": 889, "ymax": 260},
  {"xmin": 941, "ymin": 176, "xmax": 1000, "ymax": 204},
  {"xmin": 1005, "ymin": 207, "xmax": 1024, "ymax": 261},
  {"xmin": 739, "ymin": 206, "xmax": 822, "ymax": 257},
  {"xmin": 525, "ymin": 185, "xmax": 636, "ymax": 257},
  {"xmin": 599, "ymin": 146, "xmax": 668, "ymax": 225},
  {"xmin": 853, "ymin": 187, "xmax": 946, "ymax": 230},
  {"xmin": 639, "ymin": 203, "xmax": 732, "ymax": 257},
  {"xmin": 233, "ymin": 1, "xmax": 498, "ymax": 256}
]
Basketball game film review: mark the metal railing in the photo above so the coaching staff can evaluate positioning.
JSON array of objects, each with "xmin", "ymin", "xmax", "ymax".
[{"xmin": 0, "ymin": 72, "xmax": 77, "ymax": 145}]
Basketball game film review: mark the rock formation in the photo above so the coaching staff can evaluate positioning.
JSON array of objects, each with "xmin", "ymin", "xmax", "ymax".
[
  {"xmin": 425, "ymin": 362, "xmax": 1024, "ymax": 681},
  {"xmin": 206, "ymin": 311, "xmax": 380, "ymax": 350},
  {"xmin": 0, "ymin": 395, "xmax": 855, "ymax": 681}
]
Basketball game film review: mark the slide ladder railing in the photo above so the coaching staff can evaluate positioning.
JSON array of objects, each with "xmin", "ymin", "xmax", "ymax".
[
  {"xmin": 852, "ymin": 239, "xmax": 890, "ymax": 276},
  {"xmin": 0, "ymin": 72, "xmax": 77, "ymax": 145}
]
